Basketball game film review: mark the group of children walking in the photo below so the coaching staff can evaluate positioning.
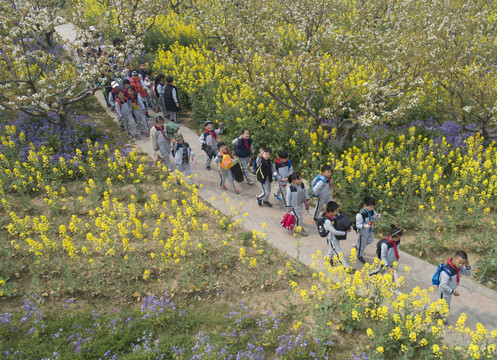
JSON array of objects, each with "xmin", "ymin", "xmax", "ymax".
[
  {"xmin": 108, "ymin": 64, "xmax": 181, "ymax": 140},
  {"xmin": 106, "ymin": 71, "xmax": 472, "ymax": 323}
]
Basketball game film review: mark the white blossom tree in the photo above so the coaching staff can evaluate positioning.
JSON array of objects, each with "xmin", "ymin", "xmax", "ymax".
[{"xmin": 0, "ymin": 0, "xmax": 139, "ymax": 125}]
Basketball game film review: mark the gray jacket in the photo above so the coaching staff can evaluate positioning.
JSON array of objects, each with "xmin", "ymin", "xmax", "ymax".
[
  {"xmin": 380, "ymin": 239, "xmax": 400, "ymax": 268},
  {"xmin": 199, "ymin": 127, "xmax": 223, "ymax": 152},
  {"xmin": 324, "ymin": 216, "xmax": 347, "ymax": 244},
  {"xmin": 115, "ymin": 97, "xmax": 132, "ymax": 118},
  {"xmin": 275, "ymin": 160, "xmax": 293, "ymax": 186},
  {"xmin": 171, "ymin": 142, "xmax": 194, "ymax": 165},
  {"xmin": 285, "ymin": 183, "xmax": 310, "ymax": 210},
  {"xmin": 439, "ymin": 263, "xmax": 472, "ymax": 295},
  {"xmin": 356, "ymin": 209, "xmax": 379, "ymax": 235},
  {"xmin": 312, "ymin": 175, "xmax": 332, "ymax": 199}
]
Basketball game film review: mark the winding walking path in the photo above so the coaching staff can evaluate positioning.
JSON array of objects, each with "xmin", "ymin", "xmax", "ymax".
[{"xmin": 56, "ymin": 22, "xmax": 497, "ymax": 332}]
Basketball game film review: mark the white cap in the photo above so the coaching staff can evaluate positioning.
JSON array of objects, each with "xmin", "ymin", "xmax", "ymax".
[
  {"xmin": 89, "ymin": 26, "xmax": 96, "ymax": 31},
  {"xmin": 111, "ymin": 81, "xmax": 119, "ymax": 88}
]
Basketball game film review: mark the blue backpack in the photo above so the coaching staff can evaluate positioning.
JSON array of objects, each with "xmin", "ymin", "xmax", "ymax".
[
  {"xmin": 432, "ymin": 264, "xmax": 451, "ymax": 286},
  {"xmin": 311, "ymin": 174, "xmax": 328, "ymax": 197}
]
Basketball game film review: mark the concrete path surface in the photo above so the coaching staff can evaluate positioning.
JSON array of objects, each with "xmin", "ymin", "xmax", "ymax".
[{"xmin": 56, "ymin": 22, "xmax": 497, "ymax": 332}]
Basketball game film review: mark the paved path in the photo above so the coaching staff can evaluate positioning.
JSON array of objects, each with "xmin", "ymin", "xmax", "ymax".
[{"xmin": 56, "ymin": 22, "xmax": 497, "ymax": 332}]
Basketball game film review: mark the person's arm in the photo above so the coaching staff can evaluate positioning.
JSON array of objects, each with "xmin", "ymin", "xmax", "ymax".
[
  {"xmin": 213, "ymin": 152, "xmax": 222, "ymax": 164},
  {"xmin": 115, "ymin": 102, "xmax": 123, "ymax": 118},
  {"xmin": 380, "ymin": 243, "xmax": 391, "ymax": 267},
  {"xmin": 256, "ymin": 155, "xmax": 262, "ymax": 167},
  {"xmin": 324, "ymin": 219, "xmax": 347, "ymax": 237},
  {"xmin": 199, "ymin": 132, "xmax": 206, "ymax": 145},
  {"xmin": 460, "ymin": 263, "xmax": 472, "ymax": 276},
  {"xmin": 172, "ymin": 88, "xmax": 179, "ymax": 105},
  {"xmin": 150, "ymin": 128, "xmax": 158, "ymax": 151},
  {"xmin": 250, "ymin": 141, "xmax": 254, "ymax": 155},
  {"xmin": 438, "ymin": 271, "xmax": 455, "ymax": 295},
  {"xmin": 137, "ymin": 95, "xmax": 146, "ymax": 112},
  {"xmin": 304, "ymin": 185, "xmax": 310, "ymax": 201},
  {"xmin": 215, "ymin": 123, "xmax": 224, "ymax": 135},
  {"xmin": 285, "ymin": 187, "xmax": 292, "ymax": 209},
  {"xmin": 171, "ymin": 145, "xmax": 177, "ymax": 157},
  {"xmin": 312, "ymin": 179, "xmax": 324, "ymax": 196},
  {"xmin": 108, "ymin": 93, "xmax": 115, "ymax": 107},
  {"xmin": 232, "ymin": 137, "xmax": 241, "ymax": 146},
  {"xmin": 356, "ymin": 213, "xmax": 369, "ymax": 230}
]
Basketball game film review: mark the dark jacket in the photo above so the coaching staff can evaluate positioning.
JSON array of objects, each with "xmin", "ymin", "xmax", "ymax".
[
  {"xmin": 256, "ymin": 156, "xmax": 273, "ymax": 183},
  {"xmin": 163, "ymin": 83, "xmax": 179, "ymax": 112}
]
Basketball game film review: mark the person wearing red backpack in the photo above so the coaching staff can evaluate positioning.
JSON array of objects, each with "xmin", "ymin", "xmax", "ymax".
[
  {"xmin": 438, "ymin": 251, "xmax": 471, "ymax": 321},
  {"xmin": 232, "ymin": 128, "xmax": 254, "ymax": 185}
]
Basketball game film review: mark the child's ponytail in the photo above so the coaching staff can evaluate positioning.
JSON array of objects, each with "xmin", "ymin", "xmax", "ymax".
[
  {"xmin": 288, "ymin": 171, "xmax": 301, "ymax": 184},
  {"xmin": 389, "ymin": 224, "xmax": 403, "ymax": 238}
]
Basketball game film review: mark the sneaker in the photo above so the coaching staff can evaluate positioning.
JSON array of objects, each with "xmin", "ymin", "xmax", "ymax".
[
  {"xmin": 256, "ymin": 196, "xmax": 262, "ymax": 207},
  {"xmin": 393, "ymin": 289, "xmax": 402, "ymax": 296},
  {"xmin": 263, "ymin": 201, "xmax": 272, "ymax": 208},
  {"xmin": 220, "ymin": 186, "xmax": 227, "ymax": 191},
  {"xmin": 247, "ymin": 179, "xmax": 255, "ymax": 185},
  {"xmin": 300, "ymin": 230, "xmax": 309, "ymax": 237},
  {"xmin": 206, "ymin": 165, "xmax": 211, "ymax": 171},
  {"xmin": 233, "ymin": 189, "xmax": 239, "ymax": 194},
  {"xmin": 357, "ymin": 256, "xmax": 366, "ymax": 264},
  {"xmin": 273, "ymin": 193, "xmax": 281, "ymax": 201},
  {"xmin": 135, "ymin": 135, "xmax": 141, "ymax": 140}
]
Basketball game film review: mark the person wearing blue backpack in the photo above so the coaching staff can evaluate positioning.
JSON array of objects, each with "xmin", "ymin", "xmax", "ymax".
[
  {"xmin": 311, "ymin": 165, "xmax": 333, "ymax": 222},
  {"xmin": 232, "ymin": 128, "xmax": 255, "ymax": 185},
  {"xmin": 435, "ymin": 251, "xmax": 471, "ymax": 321}
]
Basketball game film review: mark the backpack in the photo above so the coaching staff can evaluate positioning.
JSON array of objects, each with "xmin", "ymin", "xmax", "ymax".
[
  {"xmin": 220, "ymin": 154, "xmax": 234, "ymax": 169},
  {"xmin": 432, "ymin": 264, "xmax": 451, "ymax": 286},
  {"xmin": 166, "ymin": 121, "xmax": 180, "ymax": 139},
  {"xmin": 311, "ymin": 174, "xmax": 328, "ymax": 197},
  {"xmin": 335, "ymin": 213, "xmax": 354, "ymax": 240},
  {"xmin": 376, "ymin": 239, "xmax": 392, "ymax": 258},
  {"xmin": 316, "ymin": 213, "xmax": 333, "ymax": 238}
]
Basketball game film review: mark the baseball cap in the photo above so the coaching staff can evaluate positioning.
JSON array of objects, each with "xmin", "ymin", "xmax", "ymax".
[{"xmin": 111, "ymin": 81, "xmax": 119, "ymax": 88}]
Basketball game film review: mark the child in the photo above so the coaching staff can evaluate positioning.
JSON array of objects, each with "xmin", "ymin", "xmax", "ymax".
[
  {"xmin": 127, "ymin": 86, "xmax": 149, "ymax": 136},
  {"xmin": 274, "ymin": 150, "xmax": 293, "ymax": 202},
  {"xmin": 163, "ymin": 76, "xmax": 180, "ymax": 123},
  {"xmin": 150, "ymin": 116, "xmax": 175, "ymax": 171},
  {"xmin": 138, "ymin": 62, "xmax": 147, "ymax": 80},
  {"xmin": 438, "ymin": 251, "xmax": 471, "ymax": 316},
  {"xmin": 114, "ymin": 88, "xmax": 140, "ymax": 140},
  {"xmin": 285, "ymin": 172, "xmax": 310, "ymax": 236},
  {"xmin": 379, "ymin": 225, "xmax": 403, "ymax": 274},
  {"xmin": 108, "ymin": 80, "xmax": 120, "ymax": 112},
  {"xmin": 145, "ymin": 70, "xmax": 160, "ymax": 113},
  {"xmin": 324, "ymin": 201, "xmax": 351, "ymax": 268},
  {"xmin": 312, "ymin": 165, "xmax": 333, "ymax": 222},
  {"xmin": 232, "ymin": 128, "xmax": 254, "ymax": 185},
  {"xmin": 199, "ymin": 121, "xmax": 223, "ymax": 170},
  {"xmin": 155, "ymin": 73, "xmax": 167, "ymax": 116},
  {"xmin": 213, "ymin": 142, "xmax": 238, "ymax": 193},
  {"xmin": 171, "ymin": 133, "xmax": 196, "ymax": 186},
  {"xmin": 122, "ymin": 79, "xmax": 131, "ymax": 97},
  {"xmin": 130, "ymin": 70, "xmax": 149, "ymax": 113},
  {"xmin": 354, "ymin": 196, "xmax": 381, "ymax": 264},
  {"xmin": 255, "ymin": 148, "xmax": 273, "ymax": 207}
]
